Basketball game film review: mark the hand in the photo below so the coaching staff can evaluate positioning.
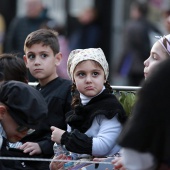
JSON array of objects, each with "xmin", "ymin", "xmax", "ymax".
[
  {"xmin": 51, "ymin": 126, "xmax": 65, "ymax": 143},
  {"xmin": 50, "ymin": 154, "xmax": 67, "ymax": 170},
  {"xmin": 19, "ymin": 142, "xmax": 42, "ymax": 155},
  {"xmin": 112, "ymin": 157, "xmax": 126, "ymax": 170}
]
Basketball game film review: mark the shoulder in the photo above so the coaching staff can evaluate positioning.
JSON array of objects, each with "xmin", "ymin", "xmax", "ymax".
[
  {"xmin": 95, "ymin": 114, "xmax": 121, "ymax": 126},
  {"xmin": 49, "ymin": 78, "xmax": 72, "ymax": 99},
  {"xmin": 58, "ymin": 77, "xmax": 72, "ymax": 86}
]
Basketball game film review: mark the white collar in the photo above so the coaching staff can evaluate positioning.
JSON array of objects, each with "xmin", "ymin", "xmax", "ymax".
[{"xmin": 80, "ymin": 86, "xmax": 105, "ymax": 105}]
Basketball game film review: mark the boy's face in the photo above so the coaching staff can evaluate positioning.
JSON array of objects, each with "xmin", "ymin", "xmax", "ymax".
[
  {"xmin": 24, "ymin": 43, "xmax": 62, "ymax": 85},
  {"xmin": 0, "ymin": 106, "xmax": 29, "ymax": 143}
]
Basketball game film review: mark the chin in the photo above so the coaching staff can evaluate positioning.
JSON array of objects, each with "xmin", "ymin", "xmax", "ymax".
[{"xmin": 85, "ymin": 92, "xmax": 97, "ymax": 97}]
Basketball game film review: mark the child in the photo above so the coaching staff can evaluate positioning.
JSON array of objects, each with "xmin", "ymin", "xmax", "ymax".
[
  {"xmin": 144, "ymin": 34, "xmax": 170, "ymax": 80},
  {"xmin": 50, "ymin": 48, "xmax": 127, "ymax": 170},
  {"xmin": 116, "ymin": 58, "xmax": 170, "ymax": 170},
  {"xmin": 22, "ymin": 29, "xmax": 72, "ymax": 170},
  {"xmin": 0, "ymin": 80, "xmax": 48, "ymax": 170},
  {"xmin": 112, "ymin": 34, "xmax": 170, "ymax": 170},
  {"xmin": 0, "ymin": 53, "xmax": 28, "ymax": 83}
]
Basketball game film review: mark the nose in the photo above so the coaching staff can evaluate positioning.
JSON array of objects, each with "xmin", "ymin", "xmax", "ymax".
[
  {"xmin": 34, "ymin": 56, "xmax": 41, "ymax": 65},
  {"xmin": 144, "ymin": 58, "xmax": 149, "ymax": 67},
  {"xmin": 85, "ymin": 75, "xmax": 92, "ymax": 83}
]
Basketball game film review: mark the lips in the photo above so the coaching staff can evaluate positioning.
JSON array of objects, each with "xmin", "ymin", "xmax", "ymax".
[
  {"xmin": 85, "ymin": 86, "xmax": 94, "ymax": 90},
  {"xmin": 34, "ymin": 69, "xmax": 43, "ymax": 72}
]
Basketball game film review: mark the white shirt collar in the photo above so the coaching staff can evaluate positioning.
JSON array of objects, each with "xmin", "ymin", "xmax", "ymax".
[{"xmin": 80, "ymin": 86, "xmax": 105, "ymax": 105}]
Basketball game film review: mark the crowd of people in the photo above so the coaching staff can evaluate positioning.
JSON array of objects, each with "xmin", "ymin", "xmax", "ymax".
[{"xmin": 0, "ymin": 0, "xmax": 170, "ymax": 170}]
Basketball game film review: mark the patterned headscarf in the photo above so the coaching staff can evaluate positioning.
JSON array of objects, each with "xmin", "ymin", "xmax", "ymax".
[
  {"xmin": 67, "ymin": 48, "xmax": 109, "ymax": 80},
  {"xmin": 158, "ymin": 34, "xmax": 170, "ymax": 56}
]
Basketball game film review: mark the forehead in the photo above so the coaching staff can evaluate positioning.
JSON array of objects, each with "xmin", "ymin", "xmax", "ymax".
[
  {"xmin": 151, "ymin": 41, "xmax": 166, "ymax": 55},
  {"xmin": 25, "ymin": 43, "xmax": 52, "ymax": 53}
]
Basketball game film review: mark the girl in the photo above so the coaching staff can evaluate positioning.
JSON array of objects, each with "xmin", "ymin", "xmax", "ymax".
[
  {"xmin": 50, "ymin": 48, "xmax": 127, "ymax": 170},
  {"xmin": 144, "ymin": 34, "xmax": 170, "ymax": 80},
  {"xmin": 113, "ymin": 34, "xmax": 170, "ymax": 170}
]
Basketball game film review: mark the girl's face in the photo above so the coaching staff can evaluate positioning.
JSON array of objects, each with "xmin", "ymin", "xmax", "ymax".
[
  {"xmin": 144, "ymin": 41, "xmax": 168, "ymax": 79},
  {"xmin": 73, "ymin": 60, "xmax": 105, "ymax": 97}
]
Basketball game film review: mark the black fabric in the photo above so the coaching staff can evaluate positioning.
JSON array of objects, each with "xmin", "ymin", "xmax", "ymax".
[
  {"xmin": 19, "ymin": 77, "xmax": 72, "ymax": 169},
  {"xmin": 0, "ymin": 136, "xmax": 48, "ymax": 170},
  {"xmin": 61, "ymin": 130, "xmax": 93, "ymax": 154},
  {"xmin": 0, "ymin": 80, "xmax": 48, "ymax": 129},
  {"xmin": 0, "ymin": 137, "xmax": 19, "ymax": 170},
  {"xmin": 117, "ymin": 59, "xmax": 170, "ymax": 167},
  {"xmin": 61, "ymin": 89, "xmax": 126, "ymax": 154},
  {"xmin": 66, "ymin": 89, "xmax": 127, "ymax": 133}
]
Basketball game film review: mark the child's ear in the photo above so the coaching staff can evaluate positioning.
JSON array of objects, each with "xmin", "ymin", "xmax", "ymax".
[
  {"xmin": 0, "ymin": 105, "xmax": 7, "ymax": 119},
  {"xmin": 23, "ymin": 55, "xmax": 29, "ymax": 68},
  {"xmin": 55, "ymin": 52, "xmax": 62, "ymax": 66}
]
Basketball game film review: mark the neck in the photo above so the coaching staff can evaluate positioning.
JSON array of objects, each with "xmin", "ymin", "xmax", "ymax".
[{"xmin": 80, "ymin": 86, "xmax": 105, "ymax": 105}]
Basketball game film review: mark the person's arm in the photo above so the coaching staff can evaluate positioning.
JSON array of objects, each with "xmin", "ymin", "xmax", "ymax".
[
  {"xmin": 52, "ymin": 115, "xmax": 122, "ymax": 156},
  {"xmin": 91, "ymin": 115, "xmax": 122, "ymax": 156}
]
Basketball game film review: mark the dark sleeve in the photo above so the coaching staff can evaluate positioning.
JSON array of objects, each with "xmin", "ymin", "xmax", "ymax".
[
  {"xmin": 0, "ymin": 160, "xmax": 16, "ymax": 170},
  {"xmin": 61, "ymin": 129, "xmax": 92, "ymax": 154},
  {"xmin": 38, "ymin": 135, "xmax": 54, "ymax": 156},
  {"xmin": 38, "ymin": 85, "xmax": 72, "ymax": 156}
]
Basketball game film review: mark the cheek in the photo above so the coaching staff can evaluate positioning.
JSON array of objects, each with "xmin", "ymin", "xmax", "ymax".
[
  {"xmin": 149, "ymin": 62, "xmax": 159, "ymax": 72},
  {"xmin": 75, "ymin": 81, "xmax": 82, "ymax": 89}
]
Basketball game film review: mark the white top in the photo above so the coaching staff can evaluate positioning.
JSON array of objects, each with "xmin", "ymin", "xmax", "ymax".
[
  {"xmin": 86, "ymin": 114, "xmax": 122, "ymax": 156},
  {"xmin": 69, "ymin": 114, "xmax": 122, "ymax": 159}
]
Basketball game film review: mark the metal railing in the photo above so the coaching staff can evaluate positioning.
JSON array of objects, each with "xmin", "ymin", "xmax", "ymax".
[{"xmin": 28, "ymin": 82, "xmax": 141, "ymax": 91}]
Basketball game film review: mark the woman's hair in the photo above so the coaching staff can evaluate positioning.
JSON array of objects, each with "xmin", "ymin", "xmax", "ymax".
[{"xmin": 0, "ymin": 53, "xmax": 28, "ymax": 83}]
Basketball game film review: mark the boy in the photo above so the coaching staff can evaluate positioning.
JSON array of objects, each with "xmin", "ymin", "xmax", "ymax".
[
  {"xmin": 0, "ymin": 80, "xmax": 48, "ymax": 170},
  {"xmin": 22, "ymin": 29, "xmax": 72, "ymax": 170}
]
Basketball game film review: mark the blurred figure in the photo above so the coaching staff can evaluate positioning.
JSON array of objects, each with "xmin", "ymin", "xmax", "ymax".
[
  {"xmin": 160, "ymin": 0, "xmax": 170, "ymax": 34},
  {"xmin": 68, "ymin": 7, "xmax": 101, "ymax": 51},
  {"xmin": 4, "ymin": 0, "xmax": 54, "ymax": 81},
  {"xmin": 0, "ymin": 14, "xmax": 5, "ymax": 54},
  {"xmin": 4, "ymin": 0, "xmax": 51, "ymax": 55},
  {"xmin": 116, "ymin": 0, "xmax": 161, "ymax": 86}
]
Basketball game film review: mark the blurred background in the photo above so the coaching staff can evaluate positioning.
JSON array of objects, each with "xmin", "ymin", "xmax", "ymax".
[{"xmin": 0, "ymin": 0, "xmax": 169, "ymax": 85}]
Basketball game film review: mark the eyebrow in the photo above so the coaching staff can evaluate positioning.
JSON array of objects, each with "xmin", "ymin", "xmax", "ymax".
[{"xmin": 26, "ymin": 51, "xmax": 49, "ymax": 54}]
